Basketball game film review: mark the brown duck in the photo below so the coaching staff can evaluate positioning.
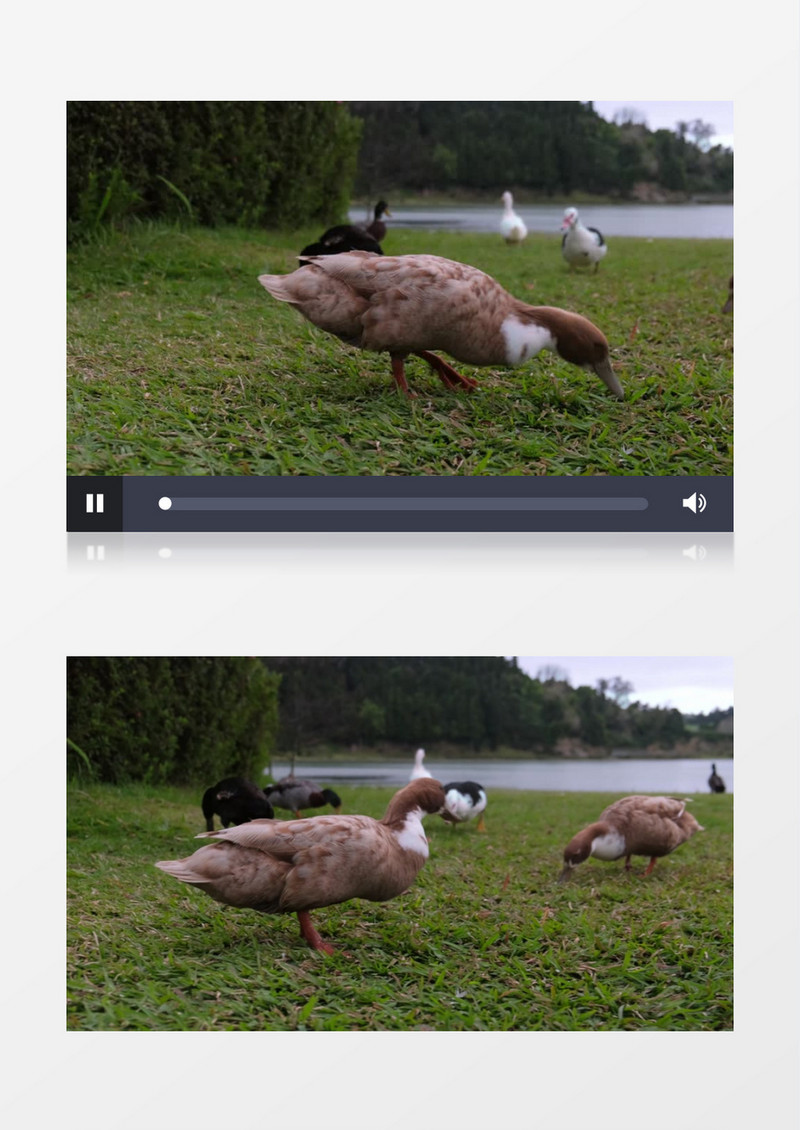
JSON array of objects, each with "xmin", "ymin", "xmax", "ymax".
[
  {"xmin": 258, "ymin": 251, "xmax": 623, "ymax": 399},
  {"xmin": 155, "ymin": 778, "xmax": 446, "ymax": 955},
  {"xmin": 559, "ymin": 795, "xmax": 703, "ymax": 882}
]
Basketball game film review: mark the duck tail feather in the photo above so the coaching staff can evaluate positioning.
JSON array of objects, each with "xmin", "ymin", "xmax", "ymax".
[
  {"xmin": 154, "ymin": 859, "xmax": 212, "ymax": 885},
  {"xmin": 258, "ymin": 273, "xmax": 297, "ymax": 302}
]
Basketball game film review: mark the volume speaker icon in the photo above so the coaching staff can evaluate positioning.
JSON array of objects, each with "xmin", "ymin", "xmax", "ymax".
[{"xmin": 682, "ymin": 492, "xmax": 707, "ymax": 514}]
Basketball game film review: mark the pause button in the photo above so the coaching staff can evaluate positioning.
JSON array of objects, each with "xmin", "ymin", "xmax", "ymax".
[{"xmin": 85, "ymin": 493, "xmax": 104, "ymax": 514}]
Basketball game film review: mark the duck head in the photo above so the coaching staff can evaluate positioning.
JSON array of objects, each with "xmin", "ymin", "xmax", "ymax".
[
  {"xmin": 384, "ymin": 778, "xmax": 447, "ymax": 824},
  {"xmin": 558, "ymin": 832, "xmax": 593, "ymax": 882},
  {"xmin": 561, "ymin": 207, "xmax": 579, "ymax": 231},
  {"xmin": 322, "ymin": 787, "xmax": 343, "ymax": 813},
  {"xmin": 558, "ymin": 821, "xmax": 623, "ymax": 882},
  {"xmin": 521, "ymin": 306, "xmax": 624, "ymax": 399}
]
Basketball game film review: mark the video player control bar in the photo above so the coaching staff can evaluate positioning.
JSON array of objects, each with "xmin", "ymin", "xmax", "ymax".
[{"xmin": 66, "ymin": 475, "xmax": 733, "ymax": 531}]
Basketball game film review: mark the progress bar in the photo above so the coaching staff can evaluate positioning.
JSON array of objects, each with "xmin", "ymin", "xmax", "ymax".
[{"xmin": 158, "ymin": 496, "xmax": 649, "ymax": 512}]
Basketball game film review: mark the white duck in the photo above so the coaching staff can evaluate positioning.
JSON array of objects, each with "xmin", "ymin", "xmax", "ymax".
[
  {"xmin": 561, "ymin": 207, "xmax": 608, "ymax": 272},
  {"xmin": 441, "ymin": 780, "xmax": 487, "ymax": 832},
  {"xmin": 156, "ymin": 778, "xmax": 447, "ymax": 955},
  {"xmin": 410, "ymin": 747, "xmax": 432, "ymax": 780},
  {"xmin": 258, "ymin": 252, "xmax": 623, "ymax": 399},
  {"xmin": 500, "ymin": 191, "xmax": 527, "ymax": 244},
  {"xmin": 559, "ymin": 795, "xmax": 703, "ymax": 882}
]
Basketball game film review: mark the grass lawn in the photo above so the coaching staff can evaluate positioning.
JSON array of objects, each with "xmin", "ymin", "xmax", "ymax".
[
  {"xmin": 67, "ymin": 223, "xmax": 733, "ymax": 476},
  {"xmin": 67, "ymin": 783, "xmax": 733, "ymax": 1031}
]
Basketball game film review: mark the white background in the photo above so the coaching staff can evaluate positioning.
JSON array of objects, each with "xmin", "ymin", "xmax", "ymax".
[{"xmin": 5, "ymin": 3, "xmax": 799, "ymax": 1126}]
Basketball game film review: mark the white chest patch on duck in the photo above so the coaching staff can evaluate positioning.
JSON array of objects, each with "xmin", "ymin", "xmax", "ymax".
[
  {"xmin": 591, "ymin": 829, "xmax": 627, "ymax": 861},
  {"xmin": 393, "ymin": 810, "xmax": 430, "ymax": 858},
  {"xmin": 501, "ymin": 317, "xmax": 557, "ymax": 366}
]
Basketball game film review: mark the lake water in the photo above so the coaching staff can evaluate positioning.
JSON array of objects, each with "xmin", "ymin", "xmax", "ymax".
[
  {"xmin": 268, "ymin": 757, "xmax": 733, "ymax": 795},
  {"xmin": 349, "ymin": 203, "xmax": 733, "ymax": 240}
]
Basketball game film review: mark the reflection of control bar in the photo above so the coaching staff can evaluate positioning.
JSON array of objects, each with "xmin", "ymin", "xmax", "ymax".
[{"xmin": 159, "ymin": 496, "xmax": 649, "ymax": 512}]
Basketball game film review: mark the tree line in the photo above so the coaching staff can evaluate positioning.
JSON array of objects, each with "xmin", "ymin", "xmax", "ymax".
[
  {"xmin": 349, "ymin": 101, "xmax": 733, "ymax": 199},
  {"xmin": 261, "ymin": 657, "xmax": 733, "ymax": 756}
]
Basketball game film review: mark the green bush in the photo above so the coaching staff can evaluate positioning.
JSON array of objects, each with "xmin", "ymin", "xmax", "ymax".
[
  {"xmin": 67, "ymin": 101, "xmax": 362, "ymax": 239},
  {"xmin": 67, "ymin": 657, "xmax": 280, "ymax": 784}
]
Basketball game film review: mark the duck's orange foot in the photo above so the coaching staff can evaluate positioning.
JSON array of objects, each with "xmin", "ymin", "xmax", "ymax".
[
  {"xmin": 297, "ymin": 911, "xmax": 335, "ymax": 955},
  {"xmin": 415, "ymin": 349, "xmax": 479, "ymax": 392},
  {"xmin": 390, "ymin": 354, "xmax": 417, "ymax": 398},
  {"xmin": 644, "ymin": 857, "xmax": 657, "ymax": 876}
]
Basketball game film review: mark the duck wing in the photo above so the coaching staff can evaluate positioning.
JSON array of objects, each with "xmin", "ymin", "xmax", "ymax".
[
  {"xmin": 201, "ymin": 814, "xmax": 424, "ymax": 907},
  {"xmin": 307, "ymin": 253, "xmax": 512, "ymax": 363},
  {"xmin": 307, "ymin": 226, "xmax": 384, "ymax": 254},
  {"xmin": 319, "ymin": 222, "xmax": 367, "ymax": 244},
  {"xmin": 199, "ymin": 813, "xmax": 373, "ymax": 857},
  {"xmin": 310, "ymin": 252, "xmax": 486, "ymax": 295},
  {"xmin": 601, "ymin": 795, "xmax": 688, "ymax": 823},
  {"xmin": 600, "ymin": 796, "xmax": 693, "ymax": 856}
]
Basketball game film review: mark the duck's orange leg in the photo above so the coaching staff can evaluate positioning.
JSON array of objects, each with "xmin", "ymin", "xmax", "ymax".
[
  {"xmin": 297, "ymin": 911, "xmax": 335, "ymax": 955},
  {"xmin": 415, "ymin": 349, "xmax": 479, "ymax": 391},
  {"xmin": 624, "ymin": 855, "xmax": 632, "ymax": 871},
  {"xmin": 644, "ymin": 857, "xmax": 657, "ymax": 876},
  {"xmin": 390, "ymin": 354, "xmax": 417, "ymax": 398},
  {"xmin": 476, "ymin": 813, "xmax": 487, "ymax": 833}
]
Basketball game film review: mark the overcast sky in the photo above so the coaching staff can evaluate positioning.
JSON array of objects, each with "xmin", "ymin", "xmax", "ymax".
[
  {"xmin": 592, "ymin": 101, "xmax": 734, "ymax": 149},
  {"xmin": 513, "ymin": 657, "xmax": 733, "ymax": 714}
]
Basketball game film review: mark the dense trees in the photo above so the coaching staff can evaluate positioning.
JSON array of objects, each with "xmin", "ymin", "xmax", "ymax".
[
  {"xmin": 684, "ymin": 706, "xmax": 734, "ymax": 734},
  {"xmin": 67, "ymin": 657, "xmax": 280, "ymax": 783},
  {"xmin": 348, "ymin": 102, "xmax": 733, "ymax": 199},
  {"xmin": 260, "ymin": 657, "xmax": 728, "ymax": 755}
]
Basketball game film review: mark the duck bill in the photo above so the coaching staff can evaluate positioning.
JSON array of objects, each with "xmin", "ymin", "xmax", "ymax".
[
  {"xmin": 557, "ymin": 863, "xmax": 574, "ymax": 884},
  {"xmin": 592, "ymin": 357, "xmax": 624, "ymax": 400}
]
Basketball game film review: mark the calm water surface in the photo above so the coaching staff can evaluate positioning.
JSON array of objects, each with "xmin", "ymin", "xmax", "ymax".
[
  {"xmin": 269, "ymin": 757, "xmax": 733, "ymax": 795},
  {"xmin": 349, "ymin": 203, "xmax": 733, "ymax": 240}
]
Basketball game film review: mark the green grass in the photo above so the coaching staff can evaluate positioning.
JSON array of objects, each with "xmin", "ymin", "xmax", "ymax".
[
  {"xmin": 67, "ymin": 222, "xmax": 732, "ymax": 476},
  {"xmin": 67, "ymin": 783, "xmax": 732, "ymax": 1031}
]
